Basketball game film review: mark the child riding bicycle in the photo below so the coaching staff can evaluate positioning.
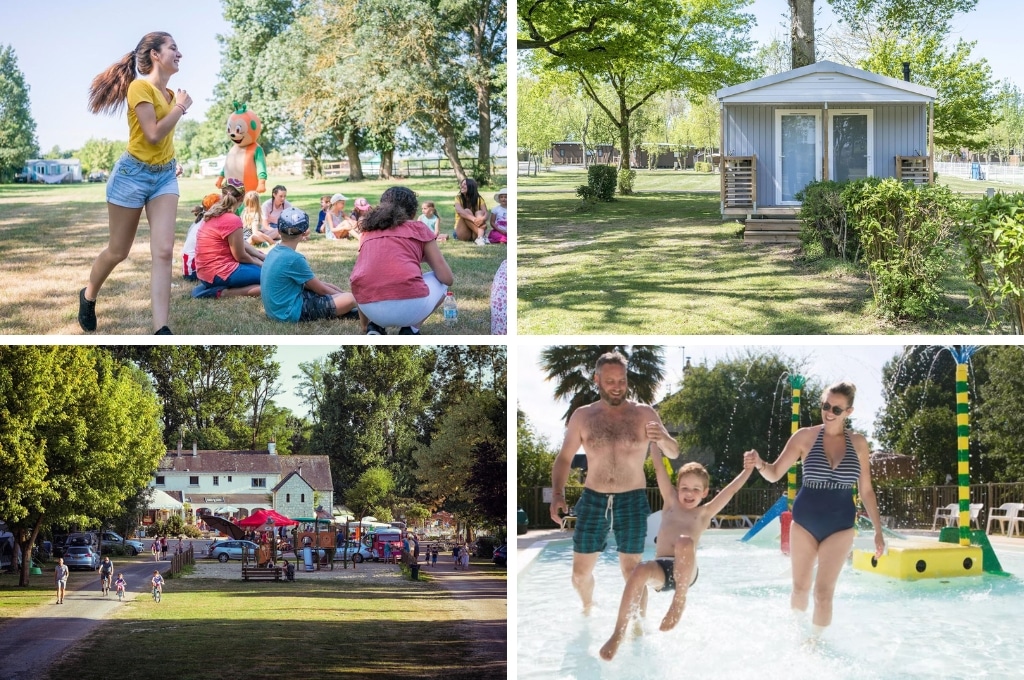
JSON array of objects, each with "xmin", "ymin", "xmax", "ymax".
[
  {"xmin": 151, "ymin": 570, "xmax": 164, "ymax": 602},
  {"xmin": 115, "ymin": 573, "xmax": 127, "ymax": 601}
]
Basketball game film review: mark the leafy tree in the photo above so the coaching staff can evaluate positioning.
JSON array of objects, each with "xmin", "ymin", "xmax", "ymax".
[
  {"xmin": 346, "ymin": 466, "xmax": 396, "ymax": 539},
  {"xmin": 874, "ymin": 345, "xmax": 995, "ymax": 484},
  {"xmin": 975, "ymin": 346, "xmax": 1024, "ymax": 482},
  {"xmin": 986, "ymin": 83, "xmax": 1024, "ymax": 163},
  {"xmin": 77, "ymin": 138, "xmax": 124, "ymax": 174},
  {"xmin": 532, "ymin": 0, "xmax": 754, "ymax": 192},
  {"xmin": 294, "ymin": 357, "xmax": 329, "ymax": 425},
  {"xmin": 519, "ymin": 0, "xmax": 651, "ymax": 52},
  {"xmin": 540, "ymin": 345, "xmax": 666, "ymax": 423},
  {"xmin": 0, "ymin": 347, "xmax": 164, "ymax": 585},
  {"xmin": 859, "ymin": 31, "xmax": 996, "ymax": 150},
  {"xmin": 312, "ymin": 347, "xmax": 432, "ymax": 497},
  {"xmin": 115, "ymin": 346, "xmax": 281, "ymax": 451},
  {"xmin": 517, "ymin": 410, "xmax": 557, "ymax": 505},
  {"xmin": 785, "ymin": 0, "xmax": 979, "ymax": 68},
  {"xmin": 0, "ymin": 44, "xmax": 38, "ymax": 182},
  {"xmin": 657, "ymin": 351, "xmax": 822, "ymax": 485}
]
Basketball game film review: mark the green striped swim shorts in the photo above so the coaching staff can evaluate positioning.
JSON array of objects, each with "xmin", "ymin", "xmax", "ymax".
[{"xmin": 573, "ymin": 488, "xmax": 650, "ymax": 555}]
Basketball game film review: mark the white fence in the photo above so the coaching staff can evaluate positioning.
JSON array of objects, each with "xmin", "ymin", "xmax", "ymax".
[{"xmin": 935, "ymin": 162, "xmax": 1024, "ymax": 186}]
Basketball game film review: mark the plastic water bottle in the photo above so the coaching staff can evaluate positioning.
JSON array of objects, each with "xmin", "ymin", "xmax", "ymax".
[{"xmin": 443, "ymin": 291, "xmax": 457, "ymax": 326}]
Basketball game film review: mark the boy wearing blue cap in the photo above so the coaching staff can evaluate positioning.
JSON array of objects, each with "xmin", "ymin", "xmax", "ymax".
[{"xmin": 260, "ymin": 207, "xmax": 360, "ymax": 323}]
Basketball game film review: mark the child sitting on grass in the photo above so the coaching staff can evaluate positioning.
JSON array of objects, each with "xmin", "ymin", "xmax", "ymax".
[
  {"xmin": 599, "ymin": 443, "xmax": 754, "ymax": 660},
  {"xmin": 260, "ymin": 207, "xmax": 360, "ymax": 324}
]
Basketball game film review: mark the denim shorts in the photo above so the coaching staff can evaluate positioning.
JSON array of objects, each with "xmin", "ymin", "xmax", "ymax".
[
  {"xmin": 299, "ymin": 289, "xmax": 336, "ymax": 322},
  {"xmin": 212, "ymin": 263, "xmax": 262, "ymax": 289},
  {"xmin": 106, "ymin": 152, "xmax": 179, "ymax": 209},
  {"xmin": 357, "ymin": 272, "xmax": 448, "ymax": 327}
]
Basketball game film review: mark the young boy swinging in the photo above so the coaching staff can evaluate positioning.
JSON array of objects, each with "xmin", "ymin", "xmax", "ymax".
[{"xmin": 600, "ymin": 443, "xmax": 754, "ymax": 660}]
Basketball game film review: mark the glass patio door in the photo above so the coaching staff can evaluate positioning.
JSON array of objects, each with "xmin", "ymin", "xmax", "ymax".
[
  {"xmin": 776, "ymin": 111, "xmax": 821, "ymax": 205},
  {"xmin": 831, "ymin": 110, "xmax": 873, "ymax": 182}
]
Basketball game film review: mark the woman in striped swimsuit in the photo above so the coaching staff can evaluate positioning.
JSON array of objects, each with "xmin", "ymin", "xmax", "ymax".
[{"xmin": 745, "ymin": 381, "xmax": 885, "ymax": 637}]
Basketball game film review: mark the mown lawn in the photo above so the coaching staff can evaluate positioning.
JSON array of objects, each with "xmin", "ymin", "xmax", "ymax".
[
  {"xmin": 518, "ymin": 168, "xmax": 997, "ymax": 335},
  {"xmin": 0, "ymin": 175, "xmax": 506, "ymax": 335},
  {"xmin": 46, "ymin": 572, "xmax": 501, "ymax": 680}
]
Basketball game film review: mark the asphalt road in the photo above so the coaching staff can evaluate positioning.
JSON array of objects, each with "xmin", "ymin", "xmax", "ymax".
[{"xmin": 0, "ymin": 557, "xmax": 169, "ymax": 680}]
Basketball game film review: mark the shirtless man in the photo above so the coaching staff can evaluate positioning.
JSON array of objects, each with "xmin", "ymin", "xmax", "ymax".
[{"xmin": 550, "ymin": 351, "xmax": 679, "ymax": 613}]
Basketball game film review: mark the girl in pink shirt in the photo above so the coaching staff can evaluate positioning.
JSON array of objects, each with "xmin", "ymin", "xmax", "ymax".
[
  {"xmin": 349, "ymin": 187, "xmax": 454, "ymax": 335},
  {"xmin": 193, "ymin": 178, "xmax": 265, "ymax": 299}
]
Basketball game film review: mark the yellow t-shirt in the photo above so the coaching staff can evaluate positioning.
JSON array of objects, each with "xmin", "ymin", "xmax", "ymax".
[
  {"xmin": 454, "ymin": 195, "xmax": 487, "ymax": 234},
  {"xmin": 126, "ymin": 79, "xmax": 176, "ymax": 165}
]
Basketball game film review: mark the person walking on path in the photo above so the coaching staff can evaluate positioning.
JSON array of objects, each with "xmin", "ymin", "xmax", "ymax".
[
  {"xmin": 152, "ymin": 539, "xmax": 160, "ymax": 562},
  {"xmin": 549, "ymin": 351, "xmax": 680, "ymax": 614},
  {"xmin": 54, "ymin": 558, "xmax": 69, "ymax": 604},
  {"xmin": 80, "ymin": 32, "xmax": 191, "ymax": 335}
]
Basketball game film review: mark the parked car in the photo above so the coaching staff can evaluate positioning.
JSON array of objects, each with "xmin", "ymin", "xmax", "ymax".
[
  {"xmin": 64, "ymin": 545, "xmax": 102, "ymax": 570},
  {"xmin": 87, "ymin": 170, "xmax": 108, "ymax": 182},
  {"xmin": 98, "ymin": 531, "xmax": 145, "ymax": 556},
  {"xmin": 334, "ymin": 541, "xmax": 373, "ymax": 563},
  {"xmin": 65, "ymin": 532, "xmax": 100, "ymax": 551},
  {"xmin": 208, "ymin": 539, "xmax": 259, "ymax": 562},
  {"xmin": 492, "ymin": 545, "xmax": 506, "ymax": 568}
]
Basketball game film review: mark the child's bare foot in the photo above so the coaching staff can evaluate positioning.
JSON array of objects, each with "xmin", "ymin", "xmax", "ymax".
[
  {"xmin": 659, "ymin": 595, "xmax": 687, "ymax": 631},
  {"xmin": 630, "ymin": 619, "xmax": 644, "ymax": 638},
  {"xmin": 599, "ymin": 632, "xmax": 623, "ymax": 661}
]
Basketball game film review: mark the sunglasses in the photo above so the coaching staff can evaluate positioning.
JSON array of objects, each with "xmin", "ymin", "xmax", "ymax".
[{"xmin": 822, "ymin": 402, "xmax": 849, "ymax": 416}]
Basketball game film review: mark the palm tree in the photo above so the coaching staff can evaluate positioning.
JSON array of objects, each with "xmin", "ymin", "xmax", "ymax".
[{"xmin": 539, "ymin": 345, "xmax": 666, "ymax": 424}]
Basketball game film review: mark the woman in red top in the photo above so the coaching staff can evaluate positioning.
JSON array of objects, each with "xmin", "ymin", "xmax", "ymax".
[
  {"xmin": 192, "ymin": 178, "xmax": 265, "ymax": 299},
  {"xmin": 349, "ymin": 187, "xmax": 454, "ymax": 335}
]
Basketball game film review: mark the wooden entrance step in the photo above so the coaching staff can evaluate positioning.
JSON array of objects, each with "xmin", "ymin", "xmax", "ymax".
[{"xmin": 743, "ymin": 216, "xmax": 801, "ymax": 243}]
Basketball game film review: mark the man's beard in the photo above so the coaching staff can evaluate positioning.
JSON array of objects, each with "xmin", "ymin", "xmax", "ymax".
[{"xmin": 599, "ymin": 386, "xmax": 625, "ymax": 406}]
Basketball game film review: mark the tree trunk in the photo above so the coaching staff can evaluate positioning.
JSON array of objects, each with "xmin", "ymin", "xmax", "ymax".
[
  {"xmin": 379, "ymin": 149, "xmax": 394, "ymax": 179},
  {"xmin": 345, "ymin": 131, "xmax": 364, "ymax": 181},
  {"xmin": 432, "ymin": 95, "xmax": 467, "ymax": 181},
  {"xmin": 789, "ymin": 0, "xmax": 816, "ymax": 69},
  {"xmin": 475, "ymin": 83, "xmax": 492, "ymax": 185},
  {"xmin": 617, "ymin": 97, "xmax": 633, "ymax": 195},
  {"xmin": 581, "ymin": 112, "xmax": 591, "ymax": 169}
]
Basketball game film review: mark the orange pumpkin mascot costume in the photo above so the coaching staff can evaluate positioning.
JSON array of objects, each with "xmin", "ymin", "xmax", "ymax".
[{"xmin": 216, "ymin": 101, "xmax": 267, "ymax": 193}]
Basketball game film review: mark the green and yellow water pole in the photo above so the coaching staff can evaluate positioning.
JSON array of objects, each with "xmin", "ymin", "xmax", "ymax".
[
  {"xmin": 787, "ymin": 375, "xmax": 805, "ymax": 509},
  {"xmin": 780, "ymin": 375, "xmax": 805, "ymax": 554},
  {"xmin": 955, "ymin": 361, "xmax": 972, "ymax": 546}
]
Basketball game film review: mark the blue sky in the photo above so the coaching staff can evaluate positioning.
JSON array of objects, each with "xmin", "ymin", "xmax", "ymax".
[
  {"xmin": 517, "ymin": 342, "xmax": 913, "ymax": 451},
  {"xmin": 4, "ymin": 2, "xmax": 227, "ymax": 151},
  {"xmin": 4, "ymin": 1, "xmax": 1018, "ymax": 151}
]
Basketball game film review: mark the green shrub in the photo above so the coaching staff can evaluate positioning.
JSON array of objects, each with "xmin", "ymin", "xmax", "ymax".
[
  {"xmin": 576, "ymin": 164, "xmax": 616, "ymax": 201},
  {"xmin": 844, "ymin": 178, "xmax": 967, "ymax": 321},
  {"xmin": 960, "ymin": 191, "xmax": 1024, "ymax": 332},
  {"xmin": 617, "ymin": 169, "xmax": 637, "ymax": 195},
  {"xmin": 796, "ymin": 180, "xmax": 860, "ymax": 261},
  {"xmin": 694, "ymin": 161, "xmax": 714, "ymax": 173}
]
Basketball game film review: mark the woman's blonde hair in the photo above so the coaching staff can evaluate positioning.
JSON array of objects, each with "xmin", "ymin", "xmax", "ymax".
[{"xmin": 241, "ymin": 190, "xmax": 261, "ymax": 228}]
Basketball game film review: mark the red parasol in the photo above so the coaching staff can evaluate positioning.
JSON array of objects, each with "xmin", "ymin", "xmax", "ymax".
[{"xmin": 236, "ymin": 508, "xmax": 299, "ymax": 528}]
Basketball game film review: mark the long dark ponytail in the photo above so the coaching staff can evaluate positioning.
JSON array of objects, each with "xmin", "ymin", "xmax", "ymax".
[{"xmin": 88, "ymin": 32, "xmax": 171, "ymax": 115}]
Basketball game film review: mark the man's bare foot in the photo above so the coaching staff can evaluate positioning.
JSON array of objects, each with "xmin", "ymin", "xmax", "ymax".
[
  {"xmin": 659, "ymin": 595, "xmax": 686, "ymax": 631},
  {"xmin": 582, "ymin": 602, "xmax": 592, "ymax": 616},
  {"xmin": 599, "ymin": 633, "xmax": 623, "ymax": 661}
]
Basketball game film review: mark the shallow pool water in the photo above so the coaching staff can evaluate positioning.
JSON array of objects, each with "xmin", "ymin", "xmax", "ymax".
[{"xmin": 517, "ymin": 530, "xmax": 1024, "ymax": 680}]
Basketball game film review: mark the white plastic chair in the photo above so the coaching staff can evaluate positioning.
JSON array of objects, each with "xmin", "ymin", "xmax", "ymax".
[
  {"xmin": 931, "ymin": 503, "xmax": 957, "ymax": 530},
  {"xmin": 952, "ymin": 503, "xmax": 984, "ymax": 530},
  {"xmin": 986, "ymin": 503, "xmax": 1024, "ymax": 536}
]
